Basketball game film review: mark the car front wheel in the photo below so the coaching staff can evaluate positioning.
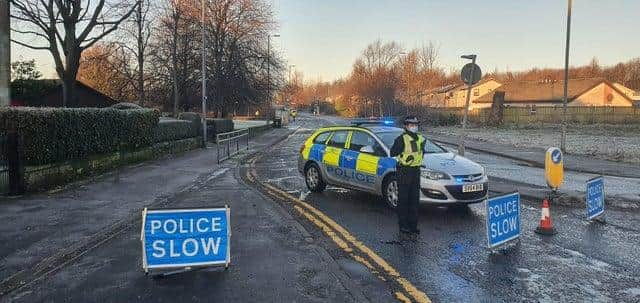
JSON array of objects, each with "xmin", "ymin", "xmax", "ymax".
[
  {"xmin": 382, "ymin": 175, "xmax": 398, "ymax": 209},
  {"xmin": 305, "ymin": 164, "xmax": 326, "ymax": 192}
]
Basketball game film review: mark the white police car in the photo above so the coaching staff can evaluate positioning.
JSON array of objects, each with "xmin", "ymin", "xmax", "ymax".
[{"xmin": 297, "ymin": 121, "xmax": 488, "ymax": 208}]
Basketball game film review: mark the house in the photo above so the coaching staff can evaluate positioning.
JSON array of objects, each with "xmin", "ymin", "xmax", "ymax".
[
  {"xmin": 613, "ymin": 83, "xmax": 640, "ymax": 107},
  {"xmin": 473, "ymin": 78, "xmax": 635, "ymax": 108},
  {"xmin": 423, "ymin": 78, "xmax": 502, "ymax": 108},
  {"xmin": 10, "ymin": 79, "xmax": 117, "ymax": 108}
]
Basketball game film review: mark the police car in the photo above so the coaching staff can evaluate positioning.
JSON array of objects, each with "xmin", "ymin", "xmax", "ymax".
[{"xmin": 297, "ymin": 120, "xmax": 488, "ymax": 208}]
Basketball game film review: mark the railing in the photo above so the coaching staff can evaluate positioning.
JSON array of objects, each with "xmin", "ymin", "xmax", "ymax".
[{"xmin": 216, "ymin": 129, "xmax": 249, "ymax": 163}]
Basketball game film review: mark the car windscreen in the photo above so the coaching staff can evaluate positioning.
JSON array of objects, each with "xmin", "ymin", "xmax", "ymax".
[{"xmin": 375, "ymin": 131, "xmax": 447, "ymax": 154}]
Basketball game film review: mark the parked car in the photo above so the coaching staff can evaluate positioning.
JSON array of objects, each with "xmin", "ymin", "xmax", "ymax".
[{"xmin": 297, "ymin": 121, "xmax": 488, "ymax": 208}]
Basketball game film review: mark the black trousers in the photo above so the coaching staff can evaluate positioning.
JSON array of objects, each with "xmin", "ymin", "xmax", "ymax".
[{"xmin": 396, "ymin": 166, "xmax": 420, "ymax": 231}]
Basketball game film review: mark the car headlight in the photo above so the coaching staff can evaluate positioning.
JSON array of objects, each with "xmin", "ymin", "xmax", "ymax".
[{"xmin": 421, "ymin": 169, "xmax": 451, "ymax": 180}]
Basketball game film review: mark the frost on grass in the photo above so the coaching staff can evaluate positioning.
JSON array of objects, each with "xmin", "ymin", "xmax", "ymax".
[{"xmin": 430, "ymin": 124, "xmax": 640, "ymax": 164}]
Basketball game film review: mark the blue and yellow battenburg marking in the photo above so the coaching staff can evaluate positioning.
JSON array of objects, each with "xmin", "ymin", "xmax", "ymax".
[{"xmin": 302, "ymin": 129, "xmax": 396, "ymax": 183}]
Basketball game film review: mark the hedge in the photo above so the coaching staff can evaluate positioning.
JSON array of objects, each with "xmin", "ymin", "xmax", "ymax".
[
  {"xmin": 153, "ymin": 119, "xmax": 199, "ymax": 143},
  {"xmin": 178, "ymin": 112, "xmax": 203, "ymax": 135},
  {"xmin": 176, "ymin": 113, "xmax": 234, "ymax": 140},
  {"xmin": 0, "ymin": 107, "xmax": 160, "ymax": 166},
  {"xmin": 206, "ymin": 118, "xmax": 234, "ymax": 140}
]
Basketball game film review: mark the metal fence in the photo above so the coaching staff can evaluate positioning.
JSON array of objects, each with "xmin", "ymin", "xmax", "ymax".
[
  {"xmin": 0, "ymin": 134, "xmax": 8, "ymax": 195},
  {"xmin": 216, "ymin": 129, "xmax": 249, "ymax": 163}
]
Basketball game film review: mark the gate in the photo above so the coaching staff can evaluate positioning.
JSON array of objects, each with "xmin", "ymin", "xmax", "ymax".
[
  {"xmin": 0, "ymin": 134, "xmax": 9, "ymax": 195},
  {"xmin": 0, "ymin": 133, "xmax": 25, "ymax": 195}
]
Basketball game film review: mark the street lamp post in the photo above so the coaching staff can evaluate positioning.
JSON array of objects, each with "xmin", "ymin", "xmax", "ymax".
[
  {"xmin": 0, "ymin": 0, "xmax": 10, "ymax": 107},
  {"xmin": 287, "ymin": 64, "xmax": 295, "ymax": 107},
  {"xmin": 267, "ymin": 34, "xmax": 280, "ymax": 116},
  {"xmin": 561, "ymin": 0, "xmax": 572, "ymax": 152},
  {"xmin": 201, "ymin": 0, "xmax": 207, "ymax": 147},
  {"xmin": 288, "ymin": 64, "xmax": 295, "ymax": 82}
]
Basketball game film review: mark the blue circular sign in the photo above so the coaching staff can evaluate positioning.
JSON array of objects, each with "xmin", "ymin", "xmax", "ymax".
[{"xmin": 551, "ymin": 149, "xmax": 562, "ymax": 164}]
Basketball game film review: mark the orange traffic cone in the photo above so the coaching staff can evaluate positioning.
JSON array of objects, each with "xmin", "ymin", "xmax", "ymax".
[{"xmin": 535, "ymin": 199, "xmax": 557, "ymax": 235}]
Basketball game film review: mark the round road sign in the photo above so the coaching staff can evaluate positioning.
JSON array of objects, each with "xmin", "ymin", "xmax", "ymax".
[{"xmin": 461, "ymin": 63, "xmax": 482, "ymax": 85}]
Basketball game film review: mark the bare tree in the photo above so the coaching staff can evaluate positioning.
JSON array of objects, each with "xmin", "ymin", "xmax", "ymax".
[
  {"xmin": 78, "ymin": 43, "xmax": 135, "ymax": 102},
  {"xmin": 110, "ymin": 0, "xmax": 155, "ymax": 106},
  {"xmin": 10, "ymin": 0, "xmax": 138, "ymax": 106}
]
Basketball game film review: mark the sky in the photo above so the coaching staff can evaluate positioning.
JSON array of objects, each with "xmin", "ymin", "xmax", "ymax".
[{"xmin": 10, "ymin": 0, "xmax": 640, "ymax": 81}]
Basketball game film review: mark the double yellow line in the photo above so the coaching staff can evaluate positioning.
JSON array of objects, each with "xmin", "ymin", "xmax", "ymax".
[{"xmin": 246, "ymin": 156, "xmax": 431, "ymax": 303}]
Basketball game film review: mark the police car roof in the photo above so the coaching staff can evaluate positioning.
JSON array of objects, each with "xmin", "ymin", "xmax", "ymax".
[
  {"xmin": 364, "ymin": 125, "xmax": 403, "ymax": 133},
  {"xmin": 319, "ymin": 125, "xmax": 402, "ymax": 133}
]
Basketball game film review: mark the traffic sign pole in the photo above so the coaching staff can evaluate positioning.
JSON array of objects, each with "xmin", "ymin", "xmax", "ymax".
[{"xmin": 458, "ymin": 55, "xmax": 480, "ymax": 156}]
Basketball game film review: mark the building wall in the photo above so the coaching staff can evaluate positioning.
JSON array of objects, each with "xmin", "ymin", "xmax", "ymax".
[
  {"xmin": 445, "ymin": 80, "xmax": 502, "ymax": 108},
  {"xmin": 570, "ymin": 83, "xmax": 632, "ymax": 107}
]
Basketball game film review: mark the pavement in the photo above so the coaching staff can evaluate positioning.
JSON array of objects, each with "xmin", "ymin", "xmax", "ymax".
[
  {"xmin": 0, "ymin": 124, "xmax": 369, "ymax": 302},
  {"xmin": 233, "ymin": 119, "xmax": 270, "ymax": 130},
  {"xmin": 427, "ymin": 133, "xmax": 640, "ymax": 209},
  {"xmin": 427, "ymin": 133, "xmax": 640, "ymax": 179}
]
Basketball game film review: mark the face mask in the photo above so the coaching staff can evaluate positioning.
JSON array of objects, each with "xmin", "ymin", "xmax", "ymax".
[{"xmin": 408, "ymin": 126, "xmax": 418, "ymax": 133}]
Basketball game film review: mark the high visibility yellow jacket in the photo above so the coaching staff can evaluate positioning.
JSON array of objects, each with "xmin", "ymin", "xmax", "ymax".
[{"xmin": 390, "ymin": 131, "xmax": 425, "ymax": 167}]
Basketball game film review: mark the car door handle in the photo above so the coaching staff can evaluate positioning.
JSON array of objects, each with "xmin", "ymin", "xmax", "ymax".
[
  {"xmin": 320, "ymin": 150, "xmax": 326, "ymax": 154},
  {"xmin": 345, "ymin": 156, "xmax": 354, "ymax": 161}
]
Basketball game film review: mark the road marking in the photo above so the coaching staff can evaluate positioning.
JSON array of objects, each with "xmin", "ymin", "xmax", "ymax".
[
  {"xmin": 299, "ymin": 191, "xmax": 310, "ymax": 201},
  {"xmin": 252, "ymin": 171, "xmax": 431, "ymax": 303},
  {"xmin": 206, "ymin": 168, "xmax": 230, "ymax": 182},
  {"xmin": 395, "ymin": 292, "xmax": 412, "ymax": 303}
]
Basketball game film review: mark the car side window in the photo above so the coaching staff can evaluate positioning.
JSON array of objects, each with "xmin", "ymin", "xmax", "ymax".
[
  {"xmin": 327, "ymin": 131, "xmax": 349, "ymax": 148},
  {"xmin": 313, "ymin": 132, "xmax": 331, "ymax": 144},
  {"xmin": 349, "ymin": 131, "xmax": 386, "ymax": 157},
  {"xmin": 372, "ymin": 142, "xmax": 387, "ymax": 157},
  {"xmin": 349, "ymin": 131, "xmax": 376, "ymax": 152}
]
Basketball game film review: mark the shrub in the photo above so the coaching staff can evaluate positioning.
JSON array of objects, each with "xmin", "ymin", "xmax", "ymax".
[
  {"xmin": 0, "ymin": 107, "xmax": 159, "ymax": 166},
  {"xmin": 153, "ymin": 119, "xmax": 198, "ymax": 143},
  {"xmin": 178, "ymin": 112, "xmax": 203, "ymax": 134},
  {"xmin": 206, "ymin": 118, "xmax": 234, "ymax": 139}
]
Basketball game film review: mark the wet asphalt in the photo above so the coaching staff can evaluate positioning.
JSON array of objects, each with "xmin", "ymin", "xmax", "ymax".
[{"xmin": 253, "ymin": 114, "xmax": 640, "ymax": 302}]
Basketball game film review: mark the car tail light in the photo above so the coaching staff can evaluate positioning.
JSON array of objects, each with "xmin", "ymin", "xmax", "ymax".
[{"xmin": 300, "ymin": 144, "xmax": 306, "ymax": 154}]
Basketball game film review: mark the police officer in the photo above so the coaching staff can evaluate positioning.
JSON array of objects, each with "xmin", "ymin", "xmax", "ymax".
[{"xmin": 390, "ymin": 116, "xmax": 426, "ymax": 236}]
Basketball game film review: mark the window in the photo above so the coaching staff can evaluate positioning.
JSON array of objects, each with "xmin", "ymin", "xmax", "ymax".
[
  {"xmin": 349, "ymin": 131, "xmax": 376, "ymax": 152},
  {"xmin": 327, "ymin": 131, "xmax": 349, "ymax": 148},
  {"xmin": 313, "ymin": 132, "xmax": 331, "ymax": 144},
  {"xmin": 473, "ymin": 88, "xmax": 480, "ymax": 96},
  {"xmin": 424, "ymin": 140, "xmax": 447, "ymax": 154}
]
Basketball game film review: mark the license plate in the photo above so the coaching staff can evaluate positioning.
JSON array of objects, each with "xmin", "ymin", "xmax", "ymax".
[{"xmin": 462, "ymin": 183, "xmax": 484, "ymax": 193}]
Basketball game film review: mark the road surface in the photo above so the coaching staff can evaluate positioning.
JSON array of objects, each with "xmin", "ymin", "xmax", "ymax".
[{"xmin": 250, "ymin": 114, "xmax": 640, "ymax": 302}]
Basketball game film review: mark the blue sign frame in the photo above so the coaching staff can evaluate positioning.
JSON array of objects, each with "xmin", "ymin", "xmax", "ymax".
[
  {"xmin": 586, "ymin": 177, "xmax": 605, "ymax": 220},
  {"xmin": 141, "ymin": 207, "xmax": 231, "ymax": 272},
  {"xmin": 486, "ymin": 192, "xmax": 520, "ymax": 248}
]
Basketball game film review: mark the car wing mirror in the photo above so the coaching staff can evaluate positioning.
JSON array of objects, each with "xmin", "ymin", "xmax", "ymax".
[{"xmin": 359, "ymin": 145, "xmax": 375, "ymax": 154}]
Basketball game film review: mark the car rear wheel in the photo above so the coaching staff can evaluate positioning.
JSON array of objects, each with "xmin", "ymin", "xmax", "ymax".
[
  {"xmin": 382, "ymin": 175, "xmax": 398, "ymax": 209},
  {"xmin": 305, "ymin": 164, "xmax": 326, "ymax": 192}
]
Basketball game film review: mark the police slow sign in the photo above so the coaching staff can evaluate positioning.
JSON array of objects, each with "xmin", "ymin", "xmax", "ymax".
[
  {"xmin": 486, "ymin": 192, "xmax": 520, "ymax": 248},
  {"xmin": 586, "ymin": 177, "xmax": 605, "ymax": 220},
  {"xmin": 141, "ymin": 207, "xmax": 230, "ymax": 272}
]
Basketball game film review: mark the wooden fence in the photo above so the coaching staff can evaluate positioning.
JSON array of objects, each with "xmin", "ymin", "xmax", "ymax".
[{"xmin": 422, "ymin": 106, "xmax": 640, "ymax": 125}]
